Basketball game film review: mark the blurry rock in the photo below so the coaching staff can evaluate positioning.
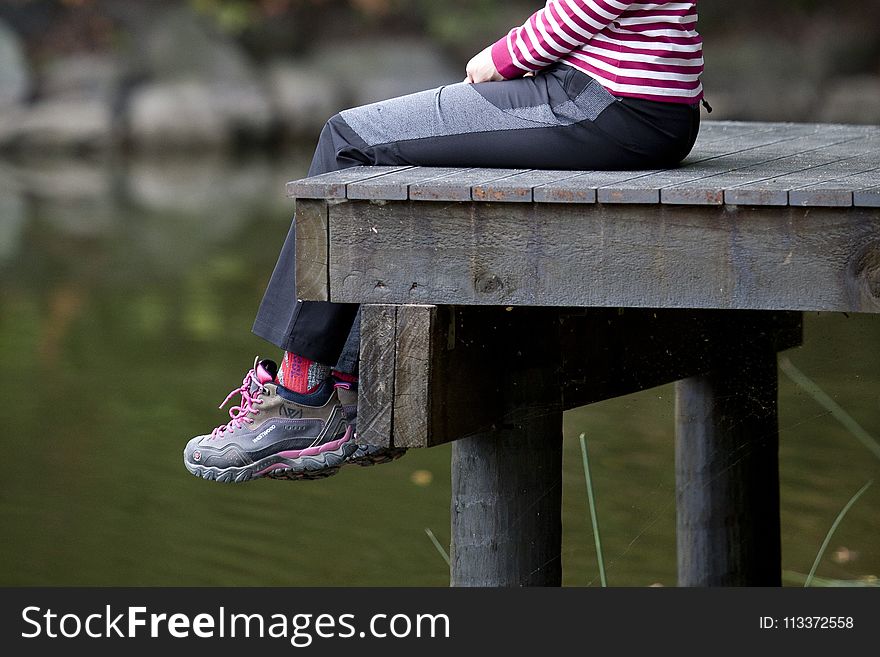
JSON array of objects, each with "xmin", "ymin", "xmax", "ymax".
[
  {"xmin": 127, "ymin": 80, "xmax": 272, "ymax": 151},
  {"xmin": 818, "ymin": 76, "xmax": 880, "ymax": 124},
  {"xmin": 0, "ymin": 98, "xmax": 113, "ymax": 153},
  {"xmin": 307, "ymin": 38, "xmax": 459, "ymax": 107},
  {"xmin": 140, "ymin": 8, "xmax": 254, "ymax": 84},
  {"xmin": 40, "ymin": 54, "xmax": 123, "ymax": 103},
  {"xmin": 266, "ymin": 62, "xmax": 344, "ymax": 138},
  {"xmin": 127, "ymin": 82, "xmax": 227, "ymax": 149},
  {"xmin": 0, "ymin": 20, "xmax": 30, "ymax": 109}
]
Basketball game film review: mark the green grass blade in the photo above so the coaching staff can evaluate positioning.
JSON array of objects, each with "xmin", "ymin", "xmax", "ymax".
[
  {"xmin": 780, "ymin": 357, "xmax": 880, "ymax": 461},
  {"xmin": 424, "ymin": 528, "xmax": 451, "ymax": 567},
  {"xmin": 579, "ymin": 433, "xmax": 607, "ymax": 587},
  {"xmin": 805, "ymin": 480, "xmax": 873, "ymax": 588}
]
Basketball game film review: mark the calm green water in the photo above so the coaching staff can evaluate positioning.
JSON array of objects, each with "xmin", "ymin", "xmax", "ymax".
[{"xmin": 1, "ymin": 154, "xmax": 878, "ymax": 586}]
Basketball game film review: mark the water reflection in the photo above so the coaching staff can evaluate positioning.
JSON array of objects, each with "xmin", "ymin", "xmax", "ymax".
[{"xmin": 1, "ymin": 152, "xmax": 877, "ymax": 586}]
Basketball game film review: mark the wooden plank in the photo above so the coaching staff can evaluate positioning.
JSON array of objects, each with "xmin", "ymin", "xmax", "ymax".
[
  {"xmin": 855, "ymin": 187, "xmax": 880, "ymax": 208},
  {"xmin": 293, "ymin": 199, "xmax": 329, "ymax": 302},
  {"xmin": 662, "ymin": 129, "xmax": 866, "ymax": 205},
  {"xmin": 602, "ymin": 125, "xmax": 855, "ymax": 205},
  {"xmin": 722, "ymin": 144, "xmax": 878, "ymax": 206},
  {"xmin": 381, "ymin": 306, "xmax": 565, "ymax": 447},
  {"xmin": 472, "ymin": 169, "xmax": 583, "ymax": 202},
  {"xmin": 695, "ymin": 121, "xmax": 787, "ymax": 143},
  {"xmin": 408, "ymin": 168, "xmax": 526, "ymax": 202},
  {"xmin": 392, "ymin": 304, "xmax": 434, "ymax": 448},
  {"xmin": 789, "ymin": 164, "xmax": 880, "ymax": 207},
  {"xmin": 676, "ymin": 343, "xmax": 781, "ymax": 586},
  {"xmin": 356, "ymin": 304, "xmax": 397, "ymax": 448},
  {"xmin": 347, "ymin": 167, "xmax": 466, "ymax": 201},
  {"xmin": 538, "ymin": 124, "xmax": 821, "ymax": 206},
  {"xmin": 730, "ymin": 136, "xmax": 880, "ymax": 205},
  {"xmin": 286, "ymin": 166, "xmax": 412, "ymax": 199},
  {"xmin": 327, "ymin": 200, "xmax": 880, "ymax": 312}
]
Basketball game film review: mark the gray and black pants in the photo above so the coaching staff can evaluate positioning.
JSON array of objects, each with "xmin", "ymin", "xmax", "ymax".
[{"xmin": 253, "ymin": 63, "xmax": 700, "ymax": 373}]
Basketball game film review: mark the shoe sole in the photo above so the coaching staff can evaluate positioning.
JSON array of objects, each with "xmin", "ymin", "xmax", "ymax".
[
  {"xmin": 345, "ymin": 442, "xmax": 408, "ymax": 467},
  {"xmin": 183, "ymin": 430, "xmax": 357, "ymax": 483}
]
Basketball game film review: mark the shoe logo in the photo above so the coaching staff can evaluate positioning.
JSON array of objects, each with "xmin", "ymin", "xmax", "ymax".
[
  {"xmin": 252, "ymin": 424, "xmax": 277, "ymax": 443},
  {"xmin": 193, "ymin": 450, "xmax": 201, "ymax": 462},
  {"xmin": 279, "ymin": 406, "xmax": 303, "ymax": 419}
]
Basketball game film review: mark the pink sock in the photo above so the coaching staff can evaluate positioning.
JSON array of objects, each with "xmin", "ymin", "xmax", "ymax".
[{"xmin": 279, "ymin": 352, "xmax": 330, "ymax": 394}]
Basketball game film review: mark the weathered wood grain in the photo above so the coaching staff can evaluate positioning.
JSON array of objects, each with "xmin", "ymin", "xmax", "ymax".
[
  {"xmin": 855, "ymin": 187, "xmax": 880, "ymax": 208},
  {"xmin": 356, "ymin": 304, "xmax": 397, "ymax": 448},
  {"xmin": 450, "ymin": 405, "xmax": 563, "ymax": 586},
  {"xmin": 471, "ymin": 169, "xmax": 583, "ymax": 203},
  {"xmin": 408, "ymin": 168, "xmax": 527, "ymax": 201},
  {"xmin": 326, "ymin": 201, "xmax": 880, "ymax": 312},
  {"xmin": 534, "ymin": 122, "xmax": 796, "ymax": 204},
  {"xmin": 676, "ymin": 343, "xmax": 781, "ymax": 586},
  {"xmin": 612, "ymin": 125, "xmax": 858, "ymax": 205},
  {"xmin": 347, "ymin": 167, "xmax": 465, "ymax": 201},
  {"xmin": 392, "ymin": 304, "xmax": 434, "ymax": 448},
  {"xmin": 789, "ymin": 164, "xmax": 880, "ymax": 207},
  {"xmin": 293, "ymin": 199, "xmax": 329, "ymax": 302},
  {"xmin": 731, "ymin": 137, "xmax": 880, "ymax": 205},
  {"xmin": 662, "ymin": 128, "xmax": 865, "ymax": 205},
  {"xmin": 287, "ymin": 166, "xmax": 411, "ymax": 199}
]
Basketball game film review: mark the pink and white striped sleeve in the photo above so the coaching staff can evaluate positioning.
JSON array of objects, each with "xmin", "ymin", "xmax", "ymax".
[{"xmin": 490, "ymin": 0, "xmax": 634, "ymax": 79}]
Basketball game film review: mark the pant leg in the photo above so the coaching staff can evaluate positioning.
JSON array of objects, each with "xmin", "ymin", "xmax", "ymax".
[{"xmin": 253, "ymin": 64, "xmax": 700, "ymax": 370}]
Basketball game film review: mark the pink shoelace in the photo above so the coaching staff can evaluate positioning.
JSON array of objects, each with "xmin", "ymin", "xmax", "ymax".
[{"xmin": 210, "ymin": 362, "xmax": 265, "ymax": 439}]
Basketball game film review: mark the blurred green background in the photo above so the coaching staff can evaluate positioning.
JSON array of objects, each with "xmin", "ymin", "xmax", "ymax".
[{"xmin": 0, "ymin": 1, "xmax": 878, "ymax": 586}]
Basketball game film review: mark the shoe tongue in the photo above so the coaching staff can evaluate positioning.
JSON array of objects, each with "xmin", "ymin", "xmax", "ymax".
[{"xmin": 256, "ymin": 359, "xmax": 278, "ymax": 385}]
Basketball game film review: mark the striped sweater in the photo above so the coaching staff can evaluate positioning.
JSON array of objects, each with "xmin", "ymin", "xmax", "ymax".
[{"xmin": 490, "ymin": 1, "xmax": 703, "ymax": 104}]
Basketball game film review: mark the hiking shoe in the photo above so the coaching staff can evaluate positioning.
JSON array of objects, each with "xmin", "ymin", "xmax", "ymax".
[{"xmin": 183, "ymin": 358, "xmax": 357, "ymax": 482}]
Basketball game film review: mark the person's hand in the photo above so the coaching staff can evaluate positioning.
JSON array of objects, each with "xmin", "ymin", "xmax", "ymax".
[{"xmin": 463, "ymin": 46, "xmax": 504, "ymax": 83}]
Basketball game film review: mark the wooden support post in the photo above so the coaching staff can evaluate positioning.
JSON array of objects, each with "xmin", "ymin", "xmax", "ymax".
[
  {"xmin": 675, "ymin": 346, "xmax": 781, "ymax": 586},
  {"xmin": 450, "ymin": 314, "xmax": 563, "ymax": 587}
]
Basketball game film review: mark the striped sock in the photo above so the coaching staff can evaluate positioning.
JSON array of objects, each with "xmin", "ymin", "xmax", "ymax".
[{"xmin": 279, "ymin": 351, "xmax": 331, "ymax": 394}]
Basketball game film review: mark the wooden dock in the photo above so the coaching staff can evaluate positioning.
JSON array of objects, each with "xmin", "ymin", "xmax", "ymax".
[{"xmin": 287, "ymin": 121, "xmax": 880, "ymax": 586}]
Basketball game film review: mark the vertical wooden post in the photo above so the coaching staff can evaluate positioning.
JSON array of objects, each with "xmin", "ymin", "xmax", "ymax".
[
  {"xmin": 675, "ymin": 347, "xmax": 781, "ymax": 586},
  {"xmin": 450, "ymin": 337, "xmax": 563, "ymax": 587}
]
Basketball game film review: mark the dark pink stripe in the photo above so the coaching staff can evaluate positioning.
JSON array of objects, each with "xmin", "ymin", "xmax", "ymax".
[
  {"xmin": 617, "ymin": 22, "xmax": 698, "ymax": 33},
  {"xmin": 627, "ymin": 8, "xmax": 696, "ymax": 18},
  {"xmin": 587, "ymin": 38, "xmax": 703, "ymax": 59},
  {"xmin": 564, "ymin": 58, "xmax": 703, "ymax": 89},
  {"xmin": 602, "ymin": 30, "xmax": 703, "ymax": 46},
  {"xmin": 548, "ymin": 3, "xmax": 594, "ymax": 45},
  {"xmin": 521, "ymin": 16, "xmax": 566, "ymax": 61},
  {"xmin": 532, "ymin": 14, "xmax": 573, "ymax": 56},
  {"xmin": 582, "ymin": 50, "xmax": 703, "ymax": 74}
]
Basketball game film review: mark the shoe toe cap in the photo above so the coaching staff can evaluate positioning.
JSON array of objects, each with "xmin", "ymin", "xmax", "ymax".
[{"xmin": 183, "ymin": 434, "xmax": 211, "ymax": 465}]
